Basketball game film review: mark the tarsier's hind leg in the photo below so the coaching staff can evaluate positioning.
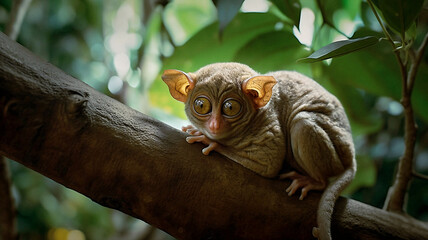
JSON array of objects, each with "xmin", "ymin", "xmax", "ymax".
[
  {"xmin": 286, "ymin": 112, "xmax": 349, "ymax": 240},
  {"xmin": 287, "ymin": 112, "xmax": 345, "ymax": 189}
]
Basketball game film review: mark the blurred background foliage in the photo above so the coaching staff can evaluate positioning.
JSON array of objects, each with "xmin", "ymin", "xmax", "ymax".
[{"xmin": 0, "ymin": 0, "xmax": 427, "ymax": 239}]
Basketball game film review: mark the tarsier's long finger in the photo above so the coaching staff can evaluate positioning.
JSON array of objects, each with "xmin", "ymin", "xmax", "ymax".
[
  {"xmin": 186, "ymin": 135, "xmax": 205, "ymax": 144},
  {"xmin": 286, "ymin": 180, "xmax": 299, "ymax": 196},
  {"xmin": 181, "ymin": 125, "xmax": 194, "ymax": 132},
  {"xmin": 300, "ymin": 187, "xmax": 311, "ymax": 200},
  {"xmin": 202, "ymin": 142, "xmax": 218, "ymax": 155},
  {"xmin": 279, "ymin": 171, "xmax": 299, "ymax": 180},
  {"xmin": 186, "ymin": 129, "xmax": 201, "ymax": 136}
]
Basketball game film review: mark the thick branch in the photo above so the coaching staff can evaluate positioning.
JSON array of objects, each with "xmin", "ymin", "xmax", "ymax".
[{"xmin": 1, "ymin": 32, "xmax": 428, "ymax": 240}]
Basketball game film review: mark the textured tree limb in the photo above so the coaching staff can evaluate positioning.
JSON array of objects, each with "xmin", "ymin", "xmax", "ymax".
[{"xmin": 1, "ymin": 32, "xmax": 428, "ymax": 240}]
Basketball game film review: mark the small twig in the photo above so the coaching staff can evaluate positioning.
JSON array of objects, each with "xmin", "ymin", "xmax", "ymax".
[
  {"xmin": 366, "ymin": 0, "xmax": 426, "ymax": 213},
  {"xmin": 407, "ymin": 32, "xmax": 428, "ymax": 93},
  {"xmin": 413, "ymin": 171, "xmax": 428, "ymax": 181},
  {"xmin": 385, "ymin": 32, "xmax": 428, "ymax": 212},
  {"xmin": 366, "ymin": 0, "xmax": 396, "ymax": 50},
  {"xmin": 366, "ymin": 0, "xmax": 407, "ymax": 88},
  {"xmin": 5, "ymin": 0, "xmax": 33, "ymax": 41}
]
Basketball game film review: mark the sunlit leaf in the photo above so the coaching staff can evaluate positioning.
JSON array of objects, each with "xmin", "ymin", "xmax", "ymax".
[
  {"xmin": 212, "ymin": 0, "xmax": 244, "ymax": 35},
  {"xmin": 328, "ymin": 40, "xmax": 401, "ymax": 98},
  {"xmin": 299, "ymin": 36, "xmax": 380, "ymax": 63},
  {"xmin": 377, "ymin": 0, "xmax": 424, "ymax": 35},
  {"xmin": 270, "ymin": 0, "xmax": 301, "ymax": 28},
  {"xmin": 234, "ymin": 30, "xmax": 310, "ymax": 74},
  {"xmin": 315, "ymin": 0, "xmax": 343, "ymax": 28},
  {"xmin": 163, "ymin": 0, "xmax": 216, "ymax": 46}
]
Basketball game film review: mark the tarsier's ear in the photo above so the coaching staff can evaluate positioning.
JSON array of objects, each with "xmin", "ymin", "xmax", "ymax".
[
  {"xmin": 161, "ymin": 69, "xmax": 195, "ymax": 102},
  {"xmin": 242, "ymin": 76, "xmax": 277, "ymax": 109}
]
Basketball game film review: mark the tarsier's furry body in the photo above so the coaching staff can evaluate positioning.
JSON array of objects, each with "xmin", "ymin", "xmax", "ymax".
[{"xmin": 162, "ymin": 63, "xmax": 356, "ymax": 240}]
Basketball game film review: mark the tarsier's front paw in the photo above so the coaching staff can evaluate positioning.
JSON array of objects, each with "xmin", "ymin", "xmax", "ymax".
[
  {"xmin": 182, "ymin": 125, "xmax": 202, "ymax": 136},
  {"xmin": 182, "ymin": 125, "xmax": 219, "ymax": 155},
  {"xmin": 279, "ymin": 171, "xmax": 326, "ymax": 200}
]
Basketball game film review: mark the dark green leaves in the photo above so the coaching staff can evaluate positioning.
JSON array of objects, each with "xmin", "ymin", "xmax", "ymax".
[
  {"xmin": 376, "ymin": 0, "xmax": 424, "ymax": 35},
  {"xmin": 299, "ymin": 36, "xmax": 380, "ymax": 63},
  {"xmin": 212, "ymin": 0, "xmax": 245, "ymax": 34},
  {"xmin": 270, "ymin": 0, "xmax": 301, "ymax": 28}
]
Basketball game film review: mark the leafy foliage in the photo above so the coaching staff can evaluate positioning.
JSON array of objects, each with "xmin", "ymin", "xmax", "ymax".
[
  {"xmin": 212, "ymin": 0, "xmax": 245, "ymax": 34},
  {"xmin": 298, "ymin": 36, "xmax": 380, "ymax": 63},
  {"xmin": 374, "ymin": 0, "xmax": 425, "ymax": 36},
  {"xmin": 270, "ymin": 0, "xmax": 301, "ymax": 28}
]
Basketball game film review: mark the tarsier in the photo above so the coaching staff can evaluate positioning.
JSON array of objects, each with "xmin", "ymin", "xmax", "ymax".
[{"xmin": 162, "ymin": 62, "xmax": 356, "ymax": 240}]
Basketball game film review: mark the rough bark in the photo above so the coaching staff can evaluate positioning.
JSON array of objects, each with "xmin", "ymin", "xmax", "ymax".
[{"xmin": 0, "ymin": 32, "xmax": 427, "ymax": 240}]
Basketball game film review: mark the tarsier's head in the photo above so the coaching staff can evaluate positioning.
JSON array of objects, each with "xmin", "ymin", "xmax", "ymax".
[{"xmin": 162, "ymin": 62, "xmax": 277, "ymax": 140}]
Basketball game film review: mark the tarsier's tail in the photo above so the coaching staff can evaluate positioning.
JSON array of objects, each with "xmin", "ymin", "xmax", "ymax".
[{"xmin": 313, "ymin": 163, "xmax": 357, "ymax": 240}]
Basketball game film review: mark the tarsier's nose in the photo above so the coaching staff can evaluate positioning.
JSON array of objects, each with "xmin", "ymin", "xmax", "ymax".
[{"xmin": 208, "ymin": 113, "xmax": 222, "ymax": 134}]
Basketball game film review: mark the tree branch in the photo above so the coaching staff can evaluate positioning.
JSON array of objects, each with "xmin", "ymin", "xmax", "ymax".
[
  {"xmin": 383, "ymin": 32, "xmax": 428, "ymax": 213},
  {"xmin": 1, "ymin": 32, "xmax": 428, "ymax": 240},
  {"xmin": 408, "ymin": 32, "xmax": 428, "ymax": 93}
]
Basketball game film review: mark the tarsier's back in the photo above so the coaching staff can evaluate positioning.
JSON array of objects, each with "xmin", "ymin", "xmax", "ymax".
[{"xmin": 162, "ymin": 62, "xmax": 356, "ymax": 240}]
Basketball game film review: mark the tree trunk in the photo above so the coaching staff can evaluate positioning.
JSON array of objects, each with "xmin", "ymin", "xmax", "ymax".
[{"xmin": 0, "ymin": 32, "xmax": 427, "ymax": 240}]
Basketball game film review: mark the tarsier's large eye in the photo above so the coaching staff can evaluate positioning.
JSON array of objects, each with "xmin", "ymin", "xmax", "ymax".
[
  {"xmin": 193, "ymin": 97, "xmax": 212, "ymax": 115},
  {"xmin": 222, "ymin": 99, "xmax": 241, "ymax": 117}
]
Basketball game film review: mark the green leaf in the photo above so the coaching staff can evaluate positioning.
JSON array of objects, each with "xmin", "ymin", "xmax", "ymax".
[
  {"xmin": 316, "ymin": 0, "xmax": 343, "ymax": 27},
  {"xmin": 162, "ymin": 12, "xmax": 282, "ymax": 72},
  {"xmin": 270, "ymin": 0, "xmax": 301, "ymax": 28},
  {"xmin": 328, "ymin": 39, "xmax": 402, "ymax": 99},
  {"xmin": 377, "ymin": 0, "xmax": 424, "ymax": 36},
  {"xmin": 234, "ymin": 30, "xmax": 310, "ymax": 74},
  {"xmin": 212, "ymin": 0, "xmax": 245, "ymax": 35},
  {"xmin": 299, "ymin": 36, "xmax": 380, "ymax": 63}
]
